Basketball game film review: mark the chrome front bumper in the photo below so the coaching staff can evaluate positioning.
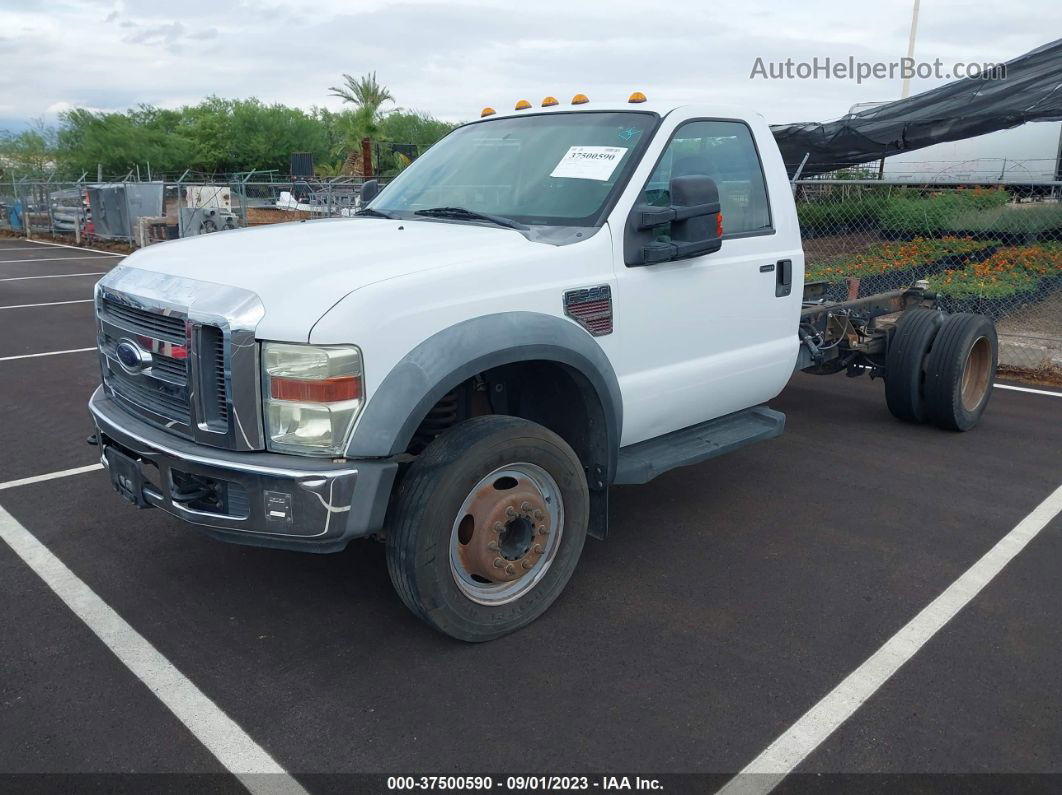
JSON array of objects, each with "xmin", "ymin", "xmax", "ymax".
[{"xmin": 89, "ymin": 387, "xmax": 397, "ymax": 553}]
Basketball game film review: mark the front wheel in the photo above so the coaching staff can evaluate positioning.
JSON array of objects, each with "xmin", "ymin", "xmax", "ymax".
[{"xmin": 385, "ymin": 416, "xmax": 589, "ymax": 642}]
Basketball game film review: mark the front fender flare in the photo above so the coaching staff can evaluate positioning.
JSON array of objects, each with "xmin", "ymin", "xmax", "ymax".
[{"xmin": 346, "ymin": 312, "xmax": 622, "ymax": 477}]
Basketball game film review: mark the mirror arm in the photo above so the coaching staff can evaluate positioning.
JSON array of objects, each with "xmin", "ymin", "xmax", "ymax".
[
  {"xmin": 636, "ymin": 237, "xmax": 723, "ymax": 266},
  {"xmin": 636, "ymin": 201, "xmax": 720, "ymax": 230}
]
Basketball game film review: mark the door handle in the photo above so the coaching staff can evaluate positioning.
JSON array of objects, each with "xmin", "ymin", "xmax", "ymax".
[{"xmin": 775, "ymin": 259, "xmax": 792, "ymax": 297}]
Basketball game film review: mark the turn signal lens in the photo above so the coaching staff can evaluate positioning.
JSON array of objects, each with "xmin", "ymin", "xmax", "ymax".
[
  {"xmin": 514, "ymin": 99, "xmax": 532, "ymax": 110},
  {"xmin": 481, "ymin": 107, "xmax": 496, "ymax": 117},
  {"xmin": 270, "ymin": 375, "xmax": 362, "ymax": 403},
  {"xmin": 628, "ymin": 91, "xmax": 647, "ymax": 103},
  {"xmin": 716, "ymin": 212, "xmax": 725, "ymax": 238},
  {"xmin": 542, "ymin": 96, "xmax": 559, "ymax": 107},
  {"xmin": 571, "ymin": 93, "xmax": 589, "ymax": 105}
]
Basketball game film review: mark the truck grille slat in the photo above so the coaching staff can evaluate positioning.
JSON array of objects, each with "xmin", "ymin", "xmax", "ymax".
[
  {"xmin": 107, "ymin": 366, "xmax": 193, "ymax": 425},
  {"xmin": 100, "ymin": 299, "xmax": 187, "ymax": 344}
]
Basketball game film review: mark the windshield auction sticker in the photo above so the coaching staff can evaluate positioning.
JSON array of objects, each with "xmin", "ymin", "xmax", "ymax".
[{"xmin": 550, "ymin": 146, "xmax": 628, "ymax": 181}]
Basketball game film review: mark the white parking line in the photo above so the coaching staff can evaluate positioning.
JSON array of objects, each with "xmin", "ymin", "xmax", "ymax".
[
  {"xmin": 0, "ymin": 299, "xmax": 94, "ymax": 310},
  {"xmin": 717, "ymin": 481, "xmax": 1062, "ymax": 795},
  {"xmin": 995, "ymin": 383, "xmax": 1062, "ymax": 398},
  {"xmin": 0, "ymin": 464, "xmax": 103, "ymax": 492},
  {"xmin": 0, "ymin": 348, "xmax": 96, "ymax": 362},
  {"xmin": 6, "ymin": 239, "xmax": 125, "ymax": 255},
  {"xmin": 0, "ymin": 264, "xmax": 110, "ymax": 273},
  {"xmin": 0, "ymin": 503, "xmax": 308, "ymax": 795}
]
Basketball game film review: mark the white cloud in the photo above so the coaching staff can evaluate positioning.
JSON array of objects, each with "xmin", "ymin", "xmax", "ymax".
[{"xmin": 0, "ymin": 0, "xmax": 1057, "ymax": 132}]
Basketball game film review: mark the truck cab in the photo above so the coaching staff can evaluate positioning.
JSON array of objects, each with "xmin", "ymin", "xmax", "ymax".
[{"xmin": 90, "ymin": 95, "xmax": 996, "ymax": 641}]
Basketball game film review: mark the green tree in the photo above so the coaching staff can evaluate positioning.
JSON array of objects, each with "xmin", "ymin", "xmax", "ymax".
[
  {"xmin": 0, "ymin": 120, "xmax": 59, "ymax": 178},
  {"xmin": 328, "ymin": 71, "xmax": 397, "ymax": 175}
]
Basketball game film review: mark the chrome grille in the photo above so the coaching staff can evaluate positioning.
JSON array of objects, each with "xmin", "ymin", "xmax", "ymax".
[
  {"xmin": 99, "ymin": 299, "xmax": 186, "ymax": 344},
  {"xmin": 105, "ymin": 362, "xmax": 193, "ymax": 425},
  {"xmin": 98, "ymin": 295, "xmax": 228, "ymax": 441}
]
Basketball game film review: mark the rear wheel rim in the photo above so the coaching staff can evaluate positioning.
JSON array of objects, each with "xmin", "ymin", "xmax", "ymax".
[
  {"xmin": 449, "ymin": 463, "xmax": 563, "ymax": 606},
  {"xmin": 960, "ymin": 336, "xmax": 992, "ymax": 412}
]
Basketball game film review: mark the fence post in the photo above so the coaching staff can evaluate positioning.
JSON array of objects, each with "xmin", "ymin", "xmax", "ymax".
[{"xmin": 176, "ymin": 169, "xmax": 189, "ymax": 239}]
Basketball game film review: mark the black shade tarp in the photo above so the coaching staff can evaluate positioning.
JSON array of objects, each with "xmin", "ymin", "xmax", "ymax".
[{"xmin": 771, "ymin": 38, "xmax": 1062, "ymax": 177}]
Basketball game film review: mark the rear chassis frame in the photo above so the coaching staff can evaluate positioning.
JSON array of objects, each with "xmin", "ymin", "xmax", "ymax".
[{"xmin": 795, "ymin": 279, "xmax": 938, "ymax": 378}]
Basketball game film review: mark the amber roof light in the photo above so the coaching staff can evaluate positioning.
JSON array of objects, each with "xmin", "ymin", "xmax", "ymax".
[
  {"xmin": 481, "ymin": 107, "xmax": 496, "ymax": 118},
  {"xmin": 571, "ymin": 93, "xmax": 589, "ymax": 105},
  {"xmin": 515, "ymin": 99, "xmax": 532, "ymax": 110},
  {"xmin": 628, "ymin": 91, "xmax": 647, "ymax": 103},
  {"xmin": 542, "ymin": 96, "xmax": 559, "ymax": 107}
]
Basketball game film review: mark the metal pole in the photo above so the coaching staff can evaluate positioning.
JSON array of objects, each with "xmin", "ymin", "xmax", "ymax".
[
  {"xmin": 122, "ymin": 180, "xmax": 134, "ymax": 247},
  {"xmin": 45, "ymin": 175, "xmax": 55, "ymax": 237},
  {"xmin": 22, "ymin": 180, "xmax": 32, "ymax": 240},
  {"xmin": 176, "ymin": 169, "xmax": 189, "ymax": 239},
  {"xmin": 791, "ymin": 152, "xmax": 811, "ymax": 193},
  {"xmin": 900, "ymin": 0, "xmax": 921, "ymax": 99}
]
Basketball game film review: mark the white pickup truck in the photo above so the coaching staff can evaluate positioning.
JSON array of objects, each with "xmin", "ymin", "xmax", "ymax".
[{"xmin": 89, "ymin": 95, "xmax": 998, "ymax": 641}]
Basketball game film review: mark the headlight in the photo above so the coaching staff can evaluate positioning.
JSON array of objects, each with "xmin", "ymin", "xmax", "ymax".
[{"xmin": 262, "ymin": 342, "xmax": 364, "ymax": 456}]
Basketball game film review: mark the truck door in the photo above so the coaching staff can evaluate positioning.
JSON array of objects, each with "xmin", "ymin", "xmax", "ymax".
[{"xmin": 605, "ymin": 115, "xmax": 802, "ymax": 446}]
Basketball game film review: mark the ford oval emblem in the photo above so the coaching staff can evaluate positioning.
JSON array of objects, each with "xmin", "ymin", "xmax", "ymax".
[{"xmin": 115, "ymin": 339, "xmax": 152, "ymax": 374}]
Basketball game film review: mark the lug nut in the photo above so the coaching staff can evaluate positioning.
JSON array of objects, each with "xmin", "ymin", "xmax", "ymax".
[
  {"xmin": 537, "ymin": 525, "xmax": 549, "ymax": 535},
  {"xmin": 533, "ymin": 543, "xmax": 544, "ymax": 554},
  {"xmin": 493, "ymin": 557, "xmax": 504, "ymax": 569},
  {"xmin": 493, "ymin": 522, "xmax": 505, "ymax": 533},
  {"xmin": 506, "ymin": 506, "xmax": 516, "ymax": 519},
  {"xmin": 487, "ymin": 540, "xmax": 499, "ymax": 551},
  {"xmin": 521, "ymin": 560, "xmax": 533, "ymax": 570},
  {"xmin": 533, "ymin": 509, "xmax": 544, "ymax": 520},
  {"xmin": 520, "ymin": 501, "xmax": 532, "ymax": 513},
  {"xmin": 505, "ymin": 563, "xmax": 516, "ymax": 575}
]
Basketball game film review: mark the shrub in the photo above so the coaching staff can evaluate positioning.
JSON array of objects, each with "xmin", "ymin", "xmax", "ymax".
[{"xmin": 807, "ymin": 236, "xmax": 995, "ymax": 284}]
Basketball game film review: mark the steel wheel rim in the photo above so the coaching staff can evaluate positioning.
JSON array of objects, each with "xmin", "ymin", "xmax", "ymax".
[
  {"xmin": 449, "ymin": 463, "xmax": 564, "ymax": 606},
  {"xmin": 960, "ymin": 336, "xmax": 991, "ymax": 411}
]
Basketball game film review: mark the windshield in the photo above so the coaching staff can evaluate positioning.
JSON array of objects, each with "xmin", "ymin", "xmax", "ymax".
[{"xmin": 369, "ymin": 111, "xmax": 657, "ymax": 227}]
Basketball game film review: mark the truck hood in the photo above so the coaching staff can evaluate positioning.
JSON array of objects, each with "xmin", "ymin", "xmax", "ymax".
[{"xmin": 117, "ymin": 217, "xmax": 535, "ymax": 340}]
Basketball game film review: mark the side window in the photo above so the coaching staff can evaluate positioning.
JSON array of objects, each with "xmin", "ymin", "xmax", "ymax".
[{"xmin": 643, "ymin": 120, "xmax": 772, "ymax": 235}]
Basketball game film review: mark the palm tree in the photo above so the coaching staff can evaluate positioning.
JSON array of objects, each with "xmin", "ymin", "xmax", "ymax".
[{"xmin": 328, "ymin": 72, "xmax": 396, "ymax": 177}]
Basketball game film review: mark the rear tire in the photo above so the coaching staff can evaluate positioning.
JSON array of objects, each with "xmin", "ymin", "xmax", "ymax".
[
  {"xmin": 885, "ymin": 308, "xmax": 942, "ymax": 423},
  {"xmin": 386, "ymin": 415, "xmax": 589, "ymax": 642},
  {"xmin": 924, "ymin": 313, "xmax": 997, "ymax": 431}
]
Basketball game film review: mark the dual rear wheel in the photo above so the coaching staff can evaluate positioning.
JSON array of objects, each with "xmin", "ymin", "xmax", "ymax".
[{"xmin": 886, "ymin": 310, "xmax": 998, "ymax": 431}]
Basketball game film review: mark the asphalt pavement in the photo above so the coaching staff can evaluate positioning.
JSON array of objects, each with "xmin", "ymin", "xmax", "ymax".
[{"xmin": 0, "ymin": 237, "xmax": 1059, "ymax": 792}]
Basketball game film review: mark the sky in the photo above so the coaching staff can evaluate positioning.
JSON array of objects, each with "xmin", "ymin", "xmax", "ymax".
[{"xmin": 0, "ymin": 0, "xmax": 1058, "ymax": 133}]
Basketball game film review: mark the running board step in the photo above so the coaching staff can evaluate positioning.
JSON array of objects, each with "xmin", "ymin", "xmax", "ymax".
[{"xmin": 614, "ymin": 406, "xmax": 785, "ymax": 485}]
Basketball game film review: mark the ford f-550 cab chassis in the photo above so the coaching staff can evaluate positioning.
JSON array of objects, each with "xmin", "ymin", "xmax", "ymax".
[{"xmin": 89, "ymin": 95, "xmax": 997, "ymax": 640}]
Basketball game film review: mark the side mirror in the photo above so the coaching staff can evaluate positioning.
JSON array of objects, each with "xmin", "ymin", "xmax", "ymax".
[
  {"xmin": 625, "ymin": 175, "xmax": 723, "ymax": 266},
  {"xmin": 360, "ymin": 179, "xmax": 380, "ymax": 205}
]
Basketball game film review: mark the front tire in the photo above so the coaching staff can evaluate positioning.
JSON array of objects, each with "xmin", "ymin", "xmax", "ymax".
[{"xmin": 386, "ymin": 416, "xmax": 590, "ymax": 642}]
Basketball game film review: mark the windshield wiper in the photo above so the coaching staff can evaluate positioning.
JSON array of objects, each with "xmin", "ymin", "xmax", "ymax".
[
  {"xmin": 356, "ymin": 207, "xmax": 393, "ymax": 219},
  {"xmin": 414, "ymin": 206, "xmax": 527, "ymax": 231}
]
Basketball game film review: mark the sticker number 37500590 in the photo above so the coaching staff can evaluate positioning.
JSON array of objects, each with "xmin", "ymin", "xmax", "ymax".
[{"xmin": 550, "ymin": 146, "xmax": 628, "ymax": 181}]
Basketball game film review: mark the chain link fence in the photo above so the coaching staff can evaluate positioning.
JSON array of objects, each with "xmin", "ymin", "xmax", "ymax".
[
  {"xmin": 794, "ymin": 179, "xmax": 1062, "ymax": 372},
  {"xmin": 0, "ymin": 174, "xmax": 391, "ymax": 247}
]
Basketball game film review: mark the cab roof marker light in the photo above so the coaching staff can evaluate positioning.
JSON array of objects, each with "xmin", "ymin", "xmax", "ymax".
[
  {"xmin": 628, "ymin": 91, "xmax": 647, "ymax": 103},
  {"xmin": 481, "ymin": 107, "xmax": 496, "ymax": 117},
  {"xmin": 571, "ymin": 93, "xmax": 589, "ymax": 105},
  {"xmin": 542, "ymin": 96, "xmax": 559, "ymax": 107},
  {"xmin": 514, "ymin": 99, "xmax": 532, "ymax": 110}
]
